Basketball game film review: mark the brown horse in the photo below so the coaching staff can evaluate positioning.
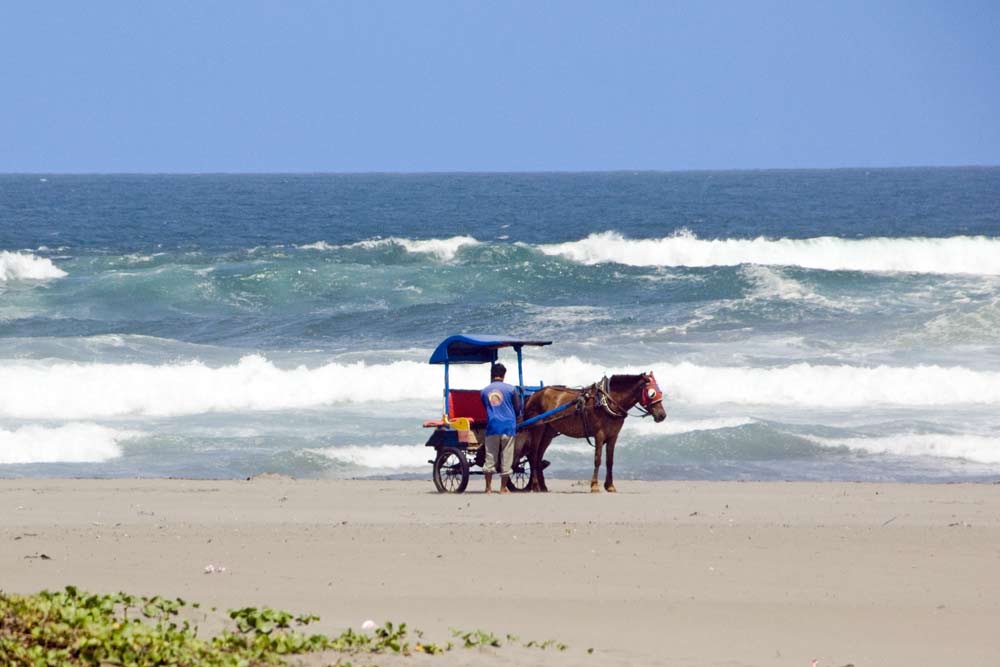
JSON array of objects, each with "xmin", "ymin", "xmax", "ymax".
[{"xmin": 520, "ymin": 372, "xmax": 667, "ymax": 492}]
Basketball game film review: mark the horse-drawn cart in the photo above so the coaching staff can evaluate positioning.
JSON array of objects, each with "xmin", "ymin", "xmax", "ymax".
[
  {"xmin": 423, "ymin": 334, "xmax": 551, "ymax": 493},
  {"xmin": 423, "ymin": 333, "xmax": 668, "ymax": 493}
]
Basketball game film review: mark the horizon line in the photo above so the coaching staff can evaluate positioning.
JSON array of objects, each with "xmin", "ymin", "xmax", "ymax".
[{"xmin": 2, "ymin": 163, "xmax": 999, "ymax": 177}]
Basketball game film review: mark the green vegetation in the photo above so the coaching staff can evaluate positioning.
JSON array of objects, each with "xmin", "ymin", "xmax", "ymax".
[
  {"xmin": 0, "ymin": 587, "xmax": 567, "ymax": 666},
  {"xmin": 451, "ymin": 627, "xmax": 501, "ymax": 649},
  {"xmin": 451, "ymin": 628, "xmax": 567, "ymax": 652}
]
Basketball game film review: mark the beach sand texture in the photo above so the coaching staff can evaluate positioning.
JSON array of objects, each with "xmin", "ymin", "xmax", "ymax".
[{"xmin": 2, "ymin": 478, "xmax": 998, "ymax": 666}]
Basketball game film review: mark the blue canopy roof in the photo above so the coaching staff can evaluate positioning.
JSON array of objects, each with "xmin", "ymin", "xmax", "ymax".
[{"xmin": 429, "ymin": 334, "xmax": 552, "ymax": 365}]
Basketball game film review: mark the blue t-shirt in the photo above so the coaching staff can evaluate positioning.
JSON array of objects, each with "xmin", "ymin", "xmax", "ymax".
[{"xmin": 481, "ymin": 381, "xmax": 521, "ymax": 436}]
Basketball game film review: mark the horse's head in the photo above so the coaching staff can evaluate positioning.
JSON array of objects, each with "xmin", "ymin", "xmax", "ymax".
[{"xmin": 638, "ymin": 371, "xmax": 667, "ymax": 422}]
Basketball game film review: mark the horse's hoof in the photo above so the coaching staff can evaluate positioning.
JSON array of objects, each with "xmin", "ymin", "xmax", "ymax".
[
  {"xmin": 605, "ymin": 485, "xmax": 617, "ymax": 493},
  {"xmin": 590, "ymin": 484, "xmax": 601, "ymax": 493}
]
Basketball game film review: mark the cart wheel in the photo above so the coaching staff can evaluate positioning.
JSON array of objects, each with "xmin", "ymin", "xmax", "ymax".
[
  {"xmin": 507, "ymin": 455, "xmax": 532, "ymax": 492},
  {"xmin": 433, "ymin": 448, "xmax": 469, "ymax": 493}
]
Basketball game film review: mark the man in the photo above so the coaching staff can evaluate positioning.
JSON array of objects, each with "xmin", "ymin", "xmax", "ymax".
[{"xmin": 480, "ymin": 362, "xmax": 521, "ymax": 494}]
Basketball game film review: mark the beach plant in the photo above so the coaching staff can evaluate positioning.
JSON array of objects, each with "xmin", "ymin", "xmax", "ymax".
[
  {"xmin": 524, "ymin": 638, "xmax": 568, "ymax": 651},
  {"xmin": 448, "ymin": 627, "xmax": 569, "ymax": 652},
  {"xmin": 0, "ymin": 587, "xmax": 382, "ymax": 666},
  {"xmin": 450, "ymin": 627, "xmax": 502, "ymax": 649},
  {"xmin": 1, "ymin": 587, "xmax": 564, "ymax": 666},
  {"xmin": 0, "ymin": 586, "xmax": 334, "ymax": 666}
]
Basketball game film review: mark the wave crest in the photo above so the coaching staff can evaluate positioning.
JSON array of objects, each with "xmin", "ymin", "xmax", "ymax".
[
  {"xmin": 0, "ymin": 424, "xmax": 138, "ymax": 464},
  {"xmin": 665, "ymin": 361, "xmax": 1000, "ymax": 407},
  {"xmin": 0, "ymin": 355, "xmax": 441, "ymax": 419},
  {"xmin": 816, "ymin": 433, "xmax": 1000, "ymax": 465},
  {"xmin": 0, "ymin": 251, "xmax": 68, "ymax": 281},
  {"xmin": 537, "ymin": 231, "xmax": 1000, "ymax": 275},
  {"xmin": 3, "ymin": 354, "xmax": 1000, "ymax": 420},
  {"xmin": 310, "ymin": 444, "xmax": 430, "ymax": 470},
  {"xmin": 300, "ymin": 236, "xmax": 480, "ymax": 261}
]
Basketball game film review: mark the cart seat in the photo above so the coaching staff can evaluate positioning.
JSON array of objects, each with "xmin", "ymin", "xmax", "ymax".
[
  {"xmin": 448, "ymin": 389, "xmax": 487, "ymax": 424},
  {"xmin": 422, "ymin": 389, "xmax": 488, "ymax": 428}
]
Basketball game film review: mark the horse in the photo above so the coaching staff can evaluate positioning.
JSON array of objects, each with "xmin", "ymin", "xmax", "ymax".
[{"xmin": 520, "ymin": 372, "xmax": 667, "ymax": 492}]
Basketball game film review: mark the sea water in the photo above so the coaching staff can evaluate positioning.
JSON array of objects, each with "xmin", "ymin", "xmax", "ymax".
[{"xmin": 2, "ymin": 169, "xmax": 999, "ymax": 482}]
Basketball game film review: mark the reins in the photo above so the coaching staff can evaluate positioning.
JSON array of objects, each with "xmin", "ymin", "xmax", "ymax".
[{"xmin": 628, "ymin": 401, "xmax": 661, "ymax": 419}]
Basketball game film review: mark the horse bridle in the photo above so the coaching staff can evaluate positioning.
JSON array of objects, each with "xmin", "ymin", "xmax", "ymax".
[
  {"xmin": 591, "ymin": 372, "xmax": 664, "ymax": 419},
  {"xmin": 631, "ymin": 371, "xmax": 665, "ymax": 418}
]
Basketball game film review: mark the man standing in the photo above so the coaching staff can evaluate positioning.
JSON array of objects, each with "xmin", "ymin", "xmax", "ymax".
[{"xmin": 480, "ymin": 362, "xmax": 521, "ymax": 494}]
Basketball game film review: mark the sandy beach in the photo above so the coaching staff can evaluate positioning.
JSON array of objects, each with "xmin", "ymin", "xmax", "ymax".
[{"xmin": 2, "ymin": 478, "xmax": 998, "ymax": 666}]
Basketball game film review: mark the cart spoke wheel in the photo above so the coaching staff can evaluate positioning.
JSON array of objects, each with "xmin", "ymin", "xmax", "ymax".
[
  {"xmin": 433, "ymin": 448, "xmax": 469, "ymax": 493},
  {"xmin": 507, "ymin": 456, "xmax": 532, "ymax": 492}
]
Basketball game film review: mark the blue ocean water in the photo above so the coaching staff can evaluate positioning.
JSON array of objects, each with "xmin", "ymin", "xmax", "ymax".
[{"xmin": 2, "ymin": 169, "xmax": 1000, "ymax": 482}]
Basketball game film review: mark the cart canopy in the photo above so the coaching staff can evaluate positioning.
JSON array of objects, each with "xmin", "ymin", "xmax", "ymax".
[{"xmin": 428, "ymin": 334, "xmax": 552, "ymax": 365}]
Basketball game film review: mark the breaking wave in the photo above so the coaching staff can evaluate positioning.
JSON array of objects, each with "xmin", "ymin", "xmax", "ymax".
[
  {"xmin": 0, "ymin": 423, "xmax": 138, "ymax": 464},
  {"xmin": 623, "ymin": 416, "xmax": 757, "ymax": 436},
  {"xmin": 0, "ymin": 355, "xmax": 438, "ymax": 419},
  {"xmin": 310, "ymin": 445, "xmax": 431, "ymax": 471},
  {"xmin": 664, "ymin": 361, "xmax": 1000, "ymax": 407},
  {"xmin": 0, "ymin": 251, "xmax": 68, "ymax": 281},
  {"xmin": 816, "ymin": 433, "xmax": 1000, "ymax": 465},
  {"xmin": 3, "ymin": 355, "xmax": 1000, "ymax": 421},
  {"xmin": 299, "ymin": 236, "xmax": 480, "ymax": 261},
  {"xmin": 536, "ymin": 231, "xmax": 1000, "ymax": 275}
]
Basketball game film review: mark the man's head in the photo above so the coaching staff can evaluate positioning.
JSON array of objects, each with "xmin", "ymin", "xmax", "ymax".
[{"xmin": 490, "ymin": 363, "xmax": 506, "ymax": 380}]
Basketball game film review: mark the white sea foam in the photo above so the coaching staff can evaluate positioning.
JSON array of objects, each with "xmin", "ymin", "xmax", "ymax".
[
  {"xmin": 624, "ymin": 416, "xmax": 756, "ymax": 436},
  {"xmin": 0, "ymin": 423, "xmax": 139, "ymax": 464},
  {"xmin": 663, "ymin": 361, "xmax": 1000, "ymax": 407},
  {"xmin": 536, "ymin": 231, "xmax": 1000, "ymax": 275},
  {"xmin": 347, "ymin": 236, "xmax": 480, "ymax": 261},
  {"xmin": 815, "ymin": 433, "xmax": 1000, "ymax": 465},
  {"xmin": 918, "ymin": 298, "xmax": 1000, "ymax": 345},
  {"xmin": 297, "ymin": 237, "xmax": 480, "ymax": 260},
  {"xmin": 741, "ymin": 265, "xmax": 822, "ymax": 303},
  {"xmin": 3, "ymin": 355, "xmax": 1000, "ymax": 420},
  {"xmin": 549, "ymin": 417, "xmax": 758, "ymax": 455},
  {"xmin": 546, "ymin": 442, "xmax": 594, "ymax": 455},
  {"xmin": 526, "ymin": 305, "xmax": 612, "ymax": 326},
  {"xmin": 121, "ymin": 253, "xmax": 155, "ymax": 264},
  {"xmin": 0, "ymin": 356, "xmax": 440, "ymax": 419},
  {"xmin": 0, "ymin": 251, "xmax": 68, "ymax": 281},
  {"xmin": 297, "ymin": 241, "xmax": 336, "ymax": 251},
  {"xmin": 310, "ymin": 445, "xmax": 430, "ymax": 470}
]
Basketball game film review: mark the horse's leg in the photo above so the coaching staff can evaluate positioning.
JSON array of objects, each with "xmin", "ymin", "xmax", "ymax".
[
  {"xmin": 591, "ymin": 437, "xmax": 604, "ymax": 493},
  {"xmin": 536, "ymin": 428, "xmax": 556, "ymax": 492},
  {"xmin": 604, "ymin": 434, "xmax": 618, "ymax": 492},
  {"xmin": 525, "ymin": 428, "xmax": 542, "ymax": 492},
  {"xmin": 526, "ymin": 427, "xmax": 549, "ymax": 492}
]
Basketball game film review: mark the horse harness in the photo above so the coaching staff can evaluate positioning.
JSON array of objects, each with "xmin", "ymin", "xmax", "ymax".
[{"xmin": 531, "ymin": 377, "xmax": 632, "ymax": 447}]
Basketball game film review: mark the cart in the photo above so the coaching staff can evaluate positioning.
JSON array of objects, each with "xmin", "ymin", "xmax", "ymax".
[{"xmin": 423, "ymin": 334, "xmax": 552, "ymax": 493}]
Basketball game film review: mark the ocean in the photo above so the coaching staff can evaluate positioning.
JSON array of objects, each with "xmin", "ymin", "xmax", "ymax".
[{"xmin": 2, "ymin": 169, "xmax": 1000, "ymax": 482}]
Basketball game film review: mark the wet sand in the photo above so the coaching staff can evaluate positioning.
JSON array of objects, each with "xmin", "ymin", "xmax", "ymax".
[{"xmin": 2, "ymin": 478, "xmax": 998, "ymax": 666}]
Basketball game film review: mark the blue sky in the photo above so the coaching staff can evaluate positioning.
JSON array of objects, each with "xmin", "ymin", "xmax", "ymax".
[{"xmin": 1, "ymin": 1, "xmax": 998, "ymax": 172}]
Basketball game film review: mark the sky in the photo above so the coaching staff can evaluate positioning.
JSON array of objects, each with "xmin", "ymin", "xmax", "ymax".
[{"xmin": 1, "ymin": 1, "xmax": 998, "ymax": 172}]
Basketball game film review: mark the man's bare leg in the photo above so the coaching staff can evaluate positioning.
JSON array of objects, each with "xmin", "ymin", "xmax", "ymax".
[
  {"xmin": 484, "ymin": 472, "xmax": 493, "ymax": 494},
  {"xmin": 500, "ymin": 475, "xmax": 509, "ymax": 494}
]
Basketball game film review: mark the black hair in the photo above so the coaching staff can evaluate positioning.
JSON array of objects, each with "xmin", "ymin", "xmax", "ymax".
[{"xmin": 491, "ymin": 362, "xmax": 506, "ymax": 379}]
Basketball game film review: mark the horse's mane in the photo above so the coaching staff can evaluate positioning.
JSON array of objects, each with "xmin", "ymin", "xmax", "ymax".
[
  {"xmin": 541, "ymin": 374, "xmax": 644, "ymax": 394},
  {"xmin": 608, "ymin": 374, "xmax": 644, "ymax": 392}
]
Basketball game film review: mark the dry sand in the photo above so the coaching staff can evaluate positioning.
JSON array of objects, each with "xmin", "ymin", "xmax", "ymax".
[{"xmin": 2, "ymin": 477, "xmax": 999, "ymax": 666}]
